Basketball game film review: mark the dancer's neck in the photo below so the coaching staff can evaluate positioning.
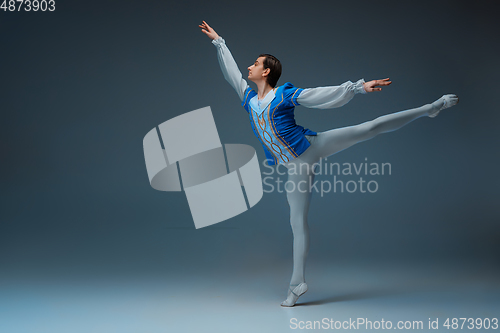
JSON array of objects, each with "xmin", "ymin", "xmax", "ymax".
[{"xmin": 256, "ymin": 80, "xmax": 274, "ymax": 100}]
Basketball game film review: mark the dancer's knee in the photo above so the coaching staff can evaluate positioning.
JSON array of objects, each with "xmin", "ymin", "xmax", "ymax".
[
  {"xmin": 290, "ymin": 214, "xmax": 308, "ymax": 233},
  {"xmin": 355, "ymin": 120, "xmax": 378, "ymax": 141}
]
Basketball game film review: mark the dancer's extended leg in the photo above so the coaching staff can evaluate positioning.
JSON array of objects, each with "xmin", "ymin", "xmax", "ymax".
[
  {"xmin": 281, "ymin": 157, "xmax": 316, "ymax": 307},
  {"xmin": 308, "ymin": 96, "xmax": 458, "ymax": 159}
]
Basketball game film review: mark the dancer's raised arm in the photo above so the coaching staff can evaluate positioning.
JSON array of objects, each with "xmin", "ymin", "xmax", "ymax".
[
  {"xmin": 297, "ymin": 78, "xmax": 392, "ymax": 109},
  {"xmin": 199, "ymin": 21, "xmax": 249, "ymax": 101}
]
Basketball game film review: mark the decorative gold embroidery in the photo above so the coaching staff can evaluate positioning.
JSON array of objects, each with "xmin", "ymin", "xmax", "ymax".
[
  {"xmin": 254, "ymin": 106, "xmax": 289, "ymax": 163},
  {"xmin": 271, "ymin": 94, "xmax": 298, "ymax": 157},
  {"xmin": 251, "ymin": 108, "xmax": 279, "ymax": 163},
  {"xmin": 290, "ymin": 88, "xmax": 300, "ymax": 106},
  {"xmin": 243, "ymin": 89, "xmax": 252, "ymax": 107},
  {"xmin": 248, "ymin": 86, "xmax": 301, "ymax": 164}
]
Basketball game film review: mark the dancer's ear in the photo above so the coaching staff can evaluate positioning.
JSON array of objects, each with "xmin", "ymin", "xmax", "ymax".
[{"xmin": 262, "ymin": 68, "xmax": 270, "ymax": 78}]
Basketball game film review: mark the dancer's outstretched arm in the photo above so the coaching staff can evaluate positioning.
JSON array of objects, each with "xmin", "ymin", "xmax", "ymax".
[
  {"xmin": 297, "ymin": 78, "xmax": 392, "ymax": 109},
  {"xmin": 199, "ymin": 21, "xmax": 249, "ymax": 101}
]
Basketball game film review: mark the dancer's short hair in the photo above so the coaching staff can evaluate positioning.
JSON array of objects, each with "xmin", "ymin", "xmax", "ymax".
[{"xmin": 259, "ymin": 54, "xmax": 282, "ymax": 88}]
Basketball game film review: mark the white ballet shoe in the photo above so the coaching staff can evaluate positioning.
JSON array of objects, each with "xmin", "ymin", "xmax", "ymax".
[
  {"xmin": 429, "ymin": 94, "xmax": 459, "ymax": 118},
  {"xmin": 287, "ymin": 284, "xmax": 299, "ymax": 297},
  {"xmin": 281, "ymin": 282, "xmax": 308, "ymax": 307}
]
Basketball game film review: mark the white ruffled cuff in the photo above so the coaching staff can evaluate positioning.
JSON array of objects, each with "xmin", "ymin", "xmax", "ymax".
[
  {"xmin": 211, "ymin": 37, "xmax": 225, "ymax": 46},
  {"xmin": 354, "ymin": 78, "xmax": 367, "ymax": 94}
]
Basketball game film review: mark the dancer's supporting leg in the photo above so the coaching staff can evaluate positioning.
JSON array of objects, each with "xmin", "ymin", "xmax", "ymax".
[
  {"xmin": 308, "ymin": 96, "xmax": 458, "ymax": 160},
  {"xmin": 280, "ymin": 95, "xmax": 458, "ymax": 307},
  {"xmin": 281, "ymin": 155, "xmax": 316, "ymax": 307}
]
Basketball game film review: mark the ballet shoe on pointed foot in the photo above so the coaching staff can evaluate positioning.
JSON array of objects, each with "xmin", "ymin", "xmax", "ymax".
[
  {"xmin": 429, "ymin": 94, "xmax": 459, "ymax": 118},
  {"xmin": 281, "ymin": 283, "xmax": 308, "ymax": 307},
  {"xmin": 287, "ymin": 284, "xmax": 300, "ymax": 297}
]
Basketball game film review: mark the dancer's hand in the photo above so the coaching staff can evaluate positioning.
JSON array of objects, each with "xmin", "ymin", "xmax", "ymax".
[
  {"xmin": 363, "ymin": 78, "xmax": 392, "ymax": 92},
  {"xmin": 199, "ymin": 21, "xmax": 220, "ymax": 40}
]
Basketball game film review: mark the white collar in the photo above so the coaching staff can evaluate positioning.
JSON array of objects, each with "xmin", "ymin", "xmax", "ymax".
[{"xmin": 249, "ymin": 88, "xmax": 276, "ymax": 116}]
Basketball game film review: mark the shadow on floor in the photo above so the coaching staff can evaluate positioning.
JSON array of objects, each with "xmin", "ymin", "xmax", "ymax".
[{"xmin": 296, "ymin": 288, "xmax": 406, "ymax": 306}]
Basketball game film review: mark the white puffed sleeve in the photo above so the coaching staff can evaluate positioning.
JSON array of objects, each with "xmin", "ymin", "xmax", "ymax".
[
  {"xmin": 212, "ymin": 37, "xmax": 249, "ymax": 101},
  {"xmin": 297, "ymin": 79, "xmax": 367, "ymax": 109}
]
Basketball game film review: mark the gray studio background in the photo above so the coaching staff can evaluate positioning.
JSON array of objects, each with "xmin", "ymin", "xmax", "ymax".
[{"xmin": 1, "ymin": 0, "xmax": 499, "ymax": 296}]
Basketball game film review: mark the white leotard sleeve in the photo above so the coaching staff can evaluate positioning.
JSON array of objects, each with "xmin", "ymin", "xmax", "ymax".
[
  {"xmin": 297, "ymin": 79, "xmax": 367, "ymax": 109},
  {"xmin": 212, "ymin": 37, "xmax": 250, "ymax": 101}
]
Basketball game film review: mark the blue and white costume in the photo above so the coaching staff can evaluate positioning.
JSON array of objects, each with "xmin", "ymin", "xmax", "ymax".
[
  {"xmin": 212, "ymin": 36, "xmax": 366, "ymax": 166},
  {"xmin": 211, "ymin": 36, "xmax": 457, "ymax": 307},
  {"xmin": 243, "ymin": 83, "xmax": 316, "ymax": 165}
]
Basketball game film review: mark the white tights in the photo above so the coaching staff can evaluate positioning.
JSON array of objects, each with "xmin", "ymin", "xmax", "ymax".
[{"xmin": 282, "ymin": 102, "xmax": 437, "ymax": 287}]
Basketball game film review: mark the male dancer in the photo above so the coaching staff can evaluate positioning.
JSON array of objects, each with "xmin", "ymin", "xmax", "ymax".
[{"xmin": 200, "ymin": 20, "xmax": 458, "ymax": 307}]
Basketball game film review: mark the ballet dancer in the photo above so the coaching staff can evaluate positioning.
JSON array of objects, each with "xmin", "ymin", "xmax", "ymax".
[{"xmin": 199, "ymin": 20, "xmax": 458, "ymax": 307}]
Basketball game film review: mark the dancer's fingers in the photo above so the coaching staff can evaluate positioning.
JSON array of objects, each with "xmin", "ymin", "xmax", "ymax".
[{"xmin": 377, "ymin": 80, "xmax": 392, "ymax": 86}]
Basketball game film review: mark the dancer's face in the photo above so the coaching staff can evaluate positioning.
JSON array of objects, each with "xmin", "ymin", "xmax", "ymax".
[{"xmin": 247, "ymin": 57, "xmax": 269, "ymax": 83}]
